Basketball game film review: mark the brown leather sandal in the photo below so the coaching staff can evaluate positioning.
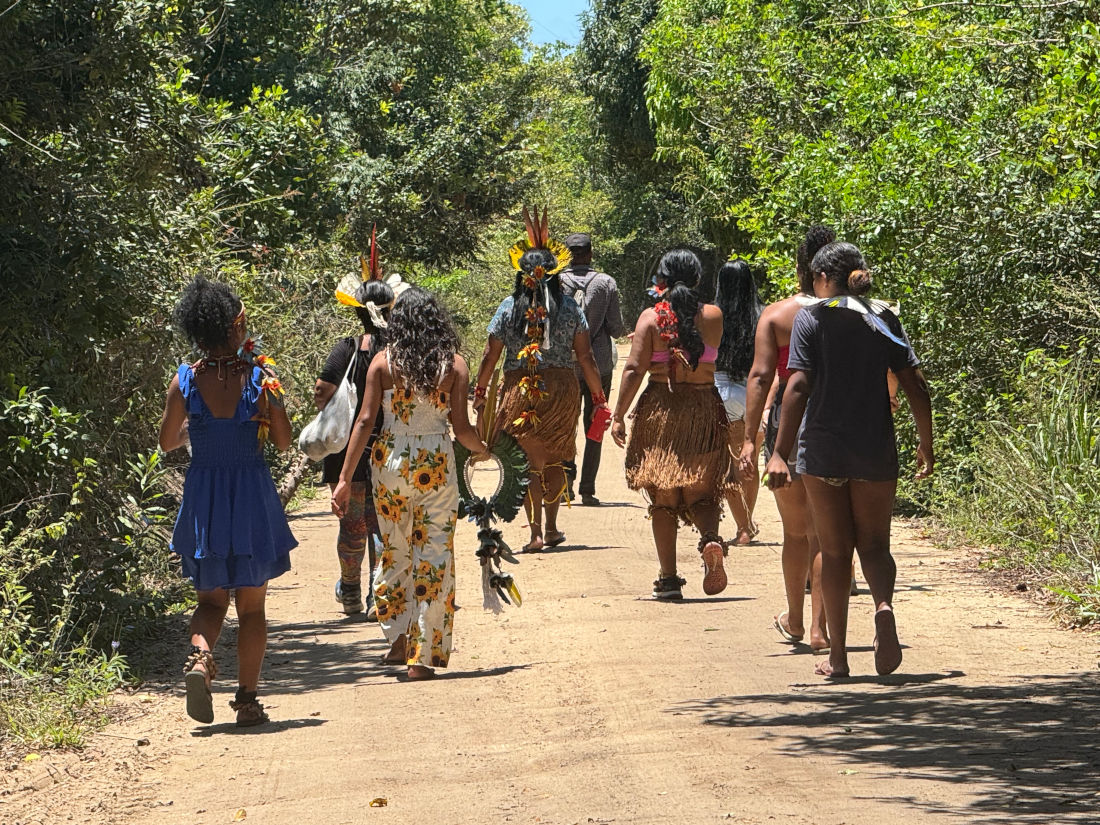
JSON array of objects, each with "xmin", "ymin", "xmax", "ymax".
[
  {"xmin": 698, "ymin": 531, "xmax": 729, "ymax": 596},
  {"xmin": 183, "ymin": 646, "xmax": 217, "ymax": 724},
  {"xmin": 229, "ymin": 689, "xmax": 269, "ymax": 727}
]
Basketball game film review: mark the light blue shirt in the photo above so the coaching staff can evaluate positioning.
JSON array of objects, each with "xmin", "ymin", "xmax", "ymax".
[{"xmin": 488, "ymin": 295, "xmax": 588, "ymax": 371}]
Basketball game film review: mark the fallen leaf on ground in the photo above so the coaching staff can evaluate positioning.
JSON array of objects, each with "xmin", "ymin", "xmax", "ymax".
[
  {"xmin": 24, "ymin": 753, "xmax": 41, "ymax": 762},
  {"xmin": 369, "ymin": 798, "xmax": 388, "ymax": 807},
  {"xmin": 233, "ymin": 809, "xmax": 247, "ymax": 821}
]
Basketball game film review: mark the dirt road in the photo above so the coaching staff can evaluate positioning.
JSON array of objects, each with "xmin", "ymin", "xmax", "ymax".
[{"xmin": 5, "ymin": 377, "xmax": 1099, "ymax": 824}]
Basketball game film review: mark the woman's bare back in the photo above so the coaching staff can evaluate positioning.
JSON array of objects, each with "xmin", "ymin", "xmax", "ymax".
[{"xmin": 644, "ymin": 305, "xmax": 722, "ymax": 385}]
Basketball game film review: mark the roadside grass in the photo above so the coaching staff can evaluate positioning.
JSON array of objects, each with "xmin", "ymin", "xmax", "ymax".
[
  {"xmin": 937, "ymin": 350, "xmax": 1100, "ymax": 625},
  {"xmin": 1, "ymin": 650, "xmax": 127, "ymax": 749}
]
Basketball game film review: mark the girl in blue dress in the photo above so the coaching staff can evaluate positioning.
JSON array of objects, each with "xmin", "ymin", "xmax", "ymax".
[{"xmin": 159, "ymin": 277, "xmax": 297, "ymax": 726}]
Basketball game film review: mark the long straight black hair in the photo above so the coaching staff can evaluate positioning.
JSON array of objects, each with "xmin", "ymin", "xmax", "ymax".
[
  {"xmin": 713, "ymin": 260, "xmax": 763, "ymax": 381},
  {"xmin": 656, "ymin": 249, "xmax": 705, "ymax": 368},
  {"xmin": 508, "ymin": 248, "xmax": 564, "ymax": 341}
]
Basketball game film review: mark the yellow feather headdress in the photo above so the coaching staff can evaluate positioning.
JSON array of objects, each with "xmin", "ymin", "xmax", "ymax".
[
  {"xmin": 334, "ymin": 225, "xmax": 407, "ymax": 328},
  {"xmin": 508, "ymin": 206, "xmax": 571, "ymax": 275}
]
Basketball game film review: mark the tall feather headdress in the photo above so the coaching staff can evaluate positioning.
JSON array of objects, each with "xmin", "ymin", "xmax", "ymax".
[
  {"xmin": 334, "ymin": 225, "xmax": 408, "ymax": 328},
  {"xmin": 508, "ymin": 206, "xmax": 571, "ymax": 275}
]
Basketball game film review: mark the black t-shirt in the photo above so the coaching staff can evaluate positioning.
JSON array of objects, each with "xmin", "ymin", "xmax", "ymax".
[
  {"xmin": 318, "ymin": 335, "xmax": 378, "ymax": 484},
  {"xmin": 787, "ymin": 302, "xmax": 919, "ymax": 480}
]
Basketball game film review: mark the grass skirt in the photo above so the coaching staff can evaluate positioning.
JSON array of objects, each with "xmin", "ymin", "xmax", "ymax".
[
  {"xmin": 625, "ymin": 381, "xmax": 735, "ymax": 495},
  {"xmin": 495, "ymin": 367, "xmax": 581, "ymax": 462}
]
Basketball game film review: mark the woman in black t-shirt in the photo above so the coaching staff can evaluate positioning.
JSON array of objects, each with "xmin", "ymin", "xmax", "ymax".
[
  {"xmin": 314, "ymin": 278, "xmax": 394, "ymax": 616},
  {"xmin": 766, "ymin": 242, "xmax": 934, "ymax": 680}
]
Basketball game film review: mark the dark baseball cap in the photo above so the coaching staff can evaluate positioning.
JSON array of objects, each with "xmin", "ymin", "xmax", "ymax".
[{"xmin": 564, "ymin": 232, "xmax": 592, "ymax": 251}]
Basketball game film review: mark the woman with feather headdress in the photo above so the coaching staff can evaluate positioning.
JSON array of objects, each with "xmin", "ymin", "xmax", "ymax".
[
  {"xmin": 315, "ymin": 227, "xmax": 410, "ymax": 617},
  {"xmin": 474, "ymin": 208, "xmax": 610, "ymax": 552}
]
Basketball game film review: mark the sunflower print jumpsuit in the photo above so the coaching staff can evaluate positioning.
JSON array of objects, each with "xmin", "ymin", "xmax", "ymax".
[{"xmin": 370, "ymin": 368, "xmax": 459, "ymax": 668}]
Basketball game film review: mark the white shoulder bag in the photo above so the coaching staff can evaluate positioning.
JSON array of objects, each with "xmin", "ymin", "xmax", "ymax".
[{"xmin": 298, "ymin": 344, "xmax": 359, "ymax": 461}]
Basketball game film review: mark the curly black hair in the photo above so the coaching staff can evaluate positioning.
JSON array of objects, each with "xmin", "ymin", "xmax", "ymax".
[
  {"xmin": 713, "ymin": 260, "xmax": 764, "ymax": 381},
  {"xmin": 387, "ymin": 287, "xmax": 460, "ymax": 396},
  {"xmin": 656, "ymin": 249, "xmax": 705, "ymax": 369},
  {"xmin": 810, "ymin": 241, "xmax": 872, "ymax": 295},
  {"xmin": 796, "ymin": 225, "xmax": 837, "ymax": 294},
  {"xmin": 173, "ymin": 276, "xmax": 242, "ymax": 352},
  {"xmin": 352, "ymin": 279, "xmax": 395, "ymax": 336}
]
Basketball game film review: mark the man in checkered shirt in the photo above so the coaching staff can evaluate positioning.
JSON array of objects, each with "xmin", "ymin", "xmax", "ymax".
[{"xmin": 560, "ymin": 233, "xmax": 624, "ymax": 506}]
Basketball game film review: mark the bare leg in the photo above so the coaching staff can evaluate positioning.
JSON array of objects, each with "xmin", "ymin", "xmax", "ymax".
[
  {"xmin": 849, "ymin": 479, "xmax": 901, "ymax": 674},
  {"xmin": 650, "ymin": 488, "xmax": 682, "ymax": 576},
  {"xmin": 808, "ymin": 531, "xmax": 828, "ymax": 651},
  {"xmin": 521, "ymin": 440, "xmax": 552, "ymax": 550},
  {"xmin": 383, "ymin": 634, "xmax": 407, "ymax": 663},
  {"xmin": 803, "ymin": 476, "xmax": 856, "ymax": 677},
  {"xmin": 522, "ymin": 470, "xmax": 545, "ymax": 551},
  {"xmin": 772, "ymin": 482, "xmax": 811, "ymax": 639},
  {"xmin": 542, "ymin": 463, "xmax": 567, "ymax": 540},
  {"xmin": 189, "ymin": 589, "xmax": 231, "ymax": 672},
  {"xmin": 685, "ymin": 479, "xmax": 727, "ymax": 595},
  {"xmin": 233, "ymin": 585, "xmax": 268, "ymax": 693},
  {"xmin": 724, "ymin": 420, "xmax": 759, "ymax": 544},
  {"xmin": 185, "ymin": 589, "xmax": 230, "ymax": 723}
]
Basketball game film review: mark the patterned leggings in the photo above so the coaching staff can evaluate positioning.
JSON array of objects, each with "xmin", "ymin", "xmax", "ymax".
[{"xmin": 336, "ymin": 481, "xmax": 380, "ymax": 584}]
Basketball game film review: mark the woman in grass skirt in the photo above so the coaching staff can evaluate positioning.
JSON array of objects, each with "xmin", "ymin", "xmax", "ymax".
[
  {"xmin": 612, "ymin": 249, "xmax": 735, "ymax": 600},
  {"xmin": 474, "ymin": 208, "xmax": 610, "ymax": 552}
]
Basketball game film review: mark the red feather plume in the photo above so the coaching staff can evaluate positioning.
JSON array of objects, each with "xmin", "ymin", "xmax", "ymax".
[
  {"xmin": 368, "ymin": 224, "xmax": 382, "ymax": 281},
  {"xmin": 521, "ymin": 206, "xmax": 551, "ymax": 248}
]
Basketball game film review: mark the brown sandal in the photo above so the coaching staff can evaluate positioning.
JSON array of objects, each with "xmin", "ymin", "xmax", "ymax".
[
  {"xmin": 183, "ymin": 646, "xmax": 217, "ymax": 724},
  {"xmin": 229, "ymin": 689, "xmax": 269, "ymax": 727},
  {"xmin": 698, "ymin": 532, "xmax": 729, "ymax": 596},
  {"xmin": 380, "ymin": 634, "xmax": 407, "ymax": 665}
]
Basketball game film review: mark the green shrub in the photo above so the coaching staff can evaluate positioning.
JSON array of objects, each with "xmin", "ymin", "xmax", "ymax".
[{"xmin": 938, "ymin": 350, "xmax": 1100, "ymax": 624}]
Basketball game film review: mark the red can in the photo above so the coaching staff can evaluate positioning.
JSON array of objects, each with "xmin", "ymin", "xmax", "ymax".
[{"xmin": 587, "ymin": 406, "xmax": 612, "ymax": 442}]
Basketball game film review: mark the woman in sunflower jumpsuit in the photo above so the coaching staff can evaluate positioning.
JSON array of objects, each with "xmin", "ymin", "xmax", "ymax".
[{"xmin": 333, "ymin": 287, "xmax": 487, "ymax": 680}]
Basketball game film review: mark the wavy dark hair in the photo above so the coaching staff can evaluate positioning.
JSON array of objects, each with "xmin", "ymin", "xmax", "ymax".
[
  {"xmin": 387, "ymin": 287, "xmax": 459, "ymax": 396},
  {"xmin": 173, "ymin": 276, "xmax": 242, "ymax": 352},
  {"xmin": 656, "ymin": 249, "xmax": 705, "ymax": 368},
  {"xmin": 796, "ymin": 225, "xmax": 837, "ymax": 294},
  {"xmin": 810, "ymin": 241, "xmax": 872, "ymax": 295},
  {"xmin": 508, "ymin": 248, "xmax": 564, "ymax": 339},
  {"xmin": 353, "ymin": 279, "xmax": 395, "ymax": 336},
  {"xmin": 713, "ymin": 260, "xmax": 764, "ymax": 381}
]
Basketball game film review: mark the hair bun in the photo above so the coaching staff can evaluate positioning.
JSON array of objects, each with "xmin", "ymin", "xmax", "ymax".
[{"xmin": 848, "ymin": 268, "xmax": 872, "ymax": 294}]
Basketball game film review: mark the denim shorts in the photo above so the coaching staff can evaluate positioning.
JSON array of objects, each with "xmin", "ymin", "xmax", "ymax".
[{"xmin": 714, "ymin": 371, "xmax": 747, "ymax": 421}]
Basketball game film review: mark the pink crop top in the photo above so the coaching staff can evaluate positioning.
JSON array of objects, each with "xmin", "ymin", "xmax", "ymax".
[{"xmin": 650, "ymin": 344, "xmax": 718, "ymax": 365}]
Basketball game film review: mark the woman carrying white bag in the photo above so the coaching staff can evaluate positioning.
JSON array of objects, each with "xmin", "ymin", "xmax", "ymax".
[{"xmin": 309, "ymin": 230, "xmax": 409, "ymax": 617}]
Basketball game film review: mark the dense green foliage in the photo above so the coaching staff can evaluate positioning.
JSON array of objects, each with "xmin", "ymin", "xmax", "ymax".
[
  {"xmin": 938, "ymin": 350, "xmax": 1100, "ymax": 622},
  {"xmin": 575, "ymin": 0, "xmax": 717, "ymax": 310},
  {"xmin": 637, "ymin": 0, "xmax": 1099, "ymax": 615},
  {"xmin": 0, "ymin": 0, "xmax": 542, "ymax": 744},
  {"xmin": 3, "ymin": 0, "xmax": 1098, "ymax": 744}
]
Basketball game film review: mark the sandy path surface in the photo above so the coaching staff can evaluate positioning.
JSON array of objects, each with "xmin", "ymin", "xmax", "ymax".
[{"xmin": 5, "ymin": 362, "xmax": 1100, "ymax": 825}]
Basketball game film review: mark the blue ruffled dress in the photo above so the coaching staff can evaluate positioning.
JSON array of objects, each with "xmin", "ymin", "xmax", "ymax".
[{"xmin": 170, "ymin": 364, "xmax": 297, "ymax": 590}]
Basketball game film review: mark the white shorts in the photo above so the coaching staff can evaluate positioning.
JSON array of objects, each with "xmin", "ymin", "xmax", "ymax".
[{"xmin": 714, "ymin": 371, "xmax": 746, "ymax": 421}]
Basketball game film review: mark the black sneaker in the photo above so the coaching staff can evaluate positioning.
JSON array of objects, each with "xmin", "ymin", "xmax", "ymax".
[
  {"xmin": 652, "ymin": 574, "xmax": 686, "ymax": 600},
  {"xmin": 335, "ymin": 580, "xmax": 364, "ymax": 614},
  {"xmin": 580, "ymin": 494, "xmax": 601, "ymax": 506}
]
